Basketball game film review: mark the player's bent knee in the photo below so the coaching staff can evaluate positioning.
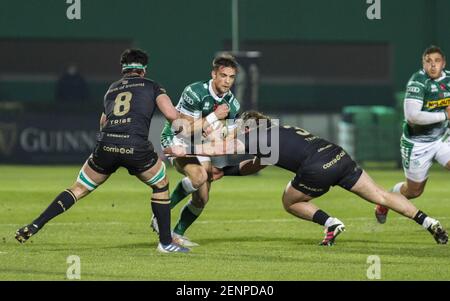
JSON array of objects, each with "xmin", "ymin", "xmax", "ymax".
[
  {"xmin": 405, "ymin": 188, "xmax": 423, "ymax": 199},
  {"xmin": 281, "ymin": 197, "xmax": 303, "ymax": 215},
  {"xmin": 282, "ymin": 200, "xmax": 292, "ymax": 212},
  {"xmin": 76, "ymin": 170, "xmax": 99, "ymax": 193},
  {"xmin": 151, "ymin": 180, "xmax": 169, "ymax": 194},
  {"xmin": 69, "ymin": 182, "xmax": 91, "ymax": 199},
  {"xmin": 281, "ymin": 190, "xmax": 289, "ymax": 204},
  {"xmin": 281, "ymin": 191, "xmax": 297, "ymax": 211},
  {"xmin": 187, "ymin": 167, "xmax": 208, "ymax": 188}
]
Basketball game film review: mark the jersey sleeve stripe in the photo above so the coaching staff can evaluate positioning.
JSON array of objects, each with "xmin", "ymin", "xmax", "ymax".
[{"xmin": 408, "ymin": 80, "xmax": 425, "ymax": 87}]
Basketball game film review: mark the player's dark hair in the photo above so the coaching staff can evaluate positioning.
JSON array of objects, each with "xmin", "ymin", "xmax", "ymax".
[
  {"xmin": 212, "ymin": 53, "xmax": 238, "ymax": 71},
  {"xmin": 239, "ymin": 111, "xmax": 273, "ymax": 132},
  {"xmin": 423, "ymin": 45, "xmax": 446, "ymax": 60},
  {"xmin": 241, "ymin": 111, "xmax": 271, "ymax": 123},
  {"xmin": 120, "ymin": 48, "xmax": 149, "ymax": 74}
]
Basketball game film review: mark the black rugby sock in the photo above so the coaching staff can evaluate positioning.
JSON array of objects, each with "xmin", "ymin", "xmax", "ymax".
[
  {"xmin": 32, "ymin": 190, "xmax": 77, "ymax": 229},
  {"xmin": 413, "ymin": 210, "xmax": 428, "ymax": 226},
  {"xmin": 151, "ymin": 201, "xmax": 172, "ymax": 245},
  {"xmin": 312, "ymin": 209, "xmax": 331, "ymax": 226}
]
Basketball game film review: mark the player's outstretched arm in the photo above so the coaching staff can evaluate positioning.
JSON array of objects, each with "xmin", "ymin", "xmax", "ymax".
[
  {"xmin": 156, "ymin": 94, "xmax": 179, "ymax": 122},
  {"xmin": 195, "ymin": 137, "xmax": 243, "ymax": 156},
  {"xmin": 163, "ymin": 136, "xmax": 244, "ymax": 157},
  {"xmin": 163, "ymin": 145, "xmax": 188, "ymax": 157}
]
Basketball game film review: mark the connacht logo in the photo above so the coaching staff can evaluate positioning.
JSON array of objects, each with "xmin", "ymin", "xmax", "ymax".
[{"xmin": 0, "ymin": 123, "xmax": 17, "ymax": 156}]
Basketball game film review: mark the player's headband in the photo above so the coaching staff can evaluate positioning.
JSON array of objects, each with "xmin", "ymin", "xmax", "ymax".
[{"xmin": 122, "ymin": 63, "xmax": 147, "ymax": 70}]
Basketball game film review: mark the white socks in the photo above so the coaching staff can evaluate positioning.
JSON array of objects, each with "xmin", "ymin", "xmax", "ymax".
[{"xmin": 391, "ymin": 182, "xmax": 404, "ymax": 193}]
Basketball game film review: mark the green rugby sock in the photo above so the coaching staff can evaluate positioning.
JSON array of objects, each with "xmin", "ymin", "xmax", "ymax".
[
  {"xmin": 170, "ymin": 177, "xmax": 198, "ymax": 209},
  {"xmin": 170, "ymin": 182, "xmax": 190, "ymax": 209},
  {"xmin": 173, "ymin": 201, "xmax": 203, "ymax": 236}
]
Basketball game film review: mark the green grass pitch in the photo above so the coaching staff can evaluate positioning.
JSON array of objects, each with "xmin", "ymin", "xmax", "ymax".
[{"xmin": 0, "ymin": 165, "xmax": 449, "ymax": 280}]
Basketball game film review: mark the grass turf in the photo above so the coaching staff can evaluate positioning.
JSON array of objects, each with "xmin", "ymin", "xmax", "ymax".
[{"xmin": 0, "ymin": 165, "xmax": 449, "ymax": 280}]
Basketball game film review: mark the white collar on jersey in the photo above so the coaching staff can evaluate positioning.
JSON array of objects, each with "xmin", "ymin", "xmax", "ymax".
[
  {"xmin": 435, "ymin": 71, "xmax": 447, "ymax": 81},
  {"xmin": 208, "ymin": 79, "xmax": 229, "ymax": 102}
]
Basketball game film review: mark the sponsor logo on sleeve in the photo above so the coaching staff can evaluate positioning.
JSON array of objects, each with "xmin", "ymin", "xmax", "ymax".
[
  {"xmin": 182, "ymin": 93, "xmax": 194, "ymax": 105},
  {"xmin": 407, "ymin": 86, "xmax": 421, "ymax": 93}
]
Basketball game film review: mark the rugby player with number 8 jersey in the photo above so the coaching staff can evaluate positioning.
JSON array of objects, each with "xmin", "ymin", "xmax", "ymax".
[{"xmin": 15, "ymin": 49, "xmax": 189, "ymax": 253}]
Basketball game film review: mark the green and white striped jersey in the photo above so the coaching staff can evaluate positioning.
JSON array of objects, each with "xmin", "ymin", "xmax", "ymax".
[
  {"xmin": 161, "ymin": 80, "xmax": 240, "ymax": 148},
  {"xmin": 403, "ymin": 69, "xmax": 450, "ymax": 142}
]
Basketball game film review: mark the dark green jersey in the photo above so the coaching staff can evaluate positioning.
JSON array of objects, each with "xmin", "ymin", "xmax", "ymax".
[
  {"xmin": 403, "ymin": 69, "xmax": 450, "ymax": 142},
  {"xmin": 161, "ymin": 80, "xmax": 240, "ymax": 148}
]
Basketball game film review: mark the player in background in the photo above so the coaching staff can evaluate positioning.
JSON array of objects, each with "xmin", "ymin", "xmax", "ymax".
[
  {"xmin": 164, "ymin": 111, "xmax": 448, "ymax": 245},
  {"xmin": 155, "ymin": 54, "xmax": 241, "ymax": 247},
  {"xmin": 15, "ymin": 49, "xmax": 189, "ymax": 253},
  {"xmin": 375, "ymin": 46, "xmax": 450, "ymax": 223}
]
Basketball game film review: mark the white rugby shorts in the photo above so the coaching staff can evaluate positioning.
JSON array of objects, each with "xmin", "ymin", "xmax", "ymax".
[{"xmin": 401, "ymin": 133, "xmax": 450, "ymax": 182}]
